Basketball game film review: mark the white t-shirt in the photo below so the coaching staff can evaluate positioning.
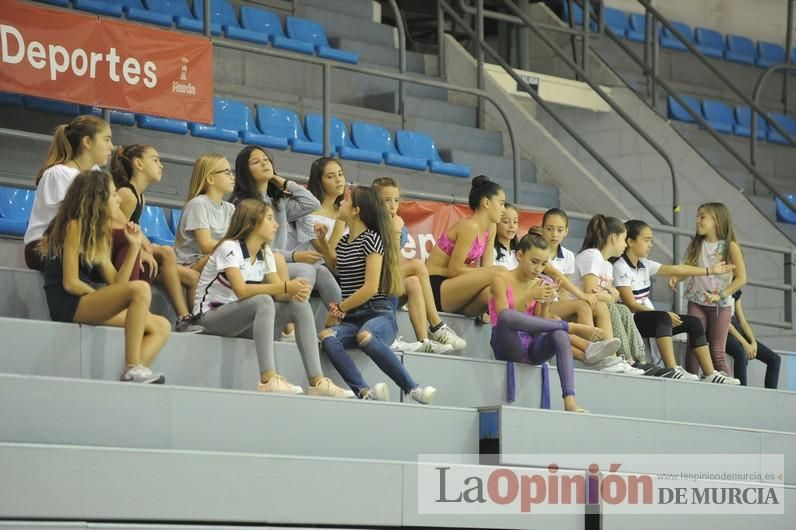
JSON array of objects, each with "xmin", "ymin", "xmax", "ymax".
[
  {"xmin": 613, "ymin": 255, "xmax": 661, "ymax": 310},
  {"xmin": 493, "ymin": 246, "xmax": 518, "ymax": 270},
  {"xmin": 549, "ymin": 245, "xmax": 576, "ymax": 276},
  {"xmin": 24, "ymin": 164, "xmax": 99, "ymax": 244},
  {"xmin": 572, "ymin": 248, "xmax": 614, "ymax": 292},
  {"xmin": 288, "ymin": 213, "xmax": 348, "ymax": 255},
  {"xmin": 175, "ymin": 194, "xmax": 235, "ymax": 265},
  {"xmin": 193, "ymin": 240, "xmax": 276, "ymax": 315}
]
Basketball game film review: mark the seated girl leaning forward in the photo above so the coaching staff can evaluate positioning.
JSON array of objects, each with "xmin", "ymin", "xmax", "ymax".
[
  {"xmin": 425, "ymin": 175, "xmax": 506, "ymax": 316},
  {"xmin": 316, "ymin": 186, "xmax": 437, "ymax": 404},
  {"xmin": 488, "ymin": 234, "xmax": 619, "ymax": 412},
  {"xmin": 193, "ymin": 199, "xmax": 353, "ymax": 397}
]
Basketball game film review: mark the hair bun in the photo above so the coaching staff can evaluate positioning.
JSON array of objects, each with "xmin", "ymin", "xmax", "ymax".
[{"xmin": 471, "ymin": 174, "xmax": 491, "ymax": 189}]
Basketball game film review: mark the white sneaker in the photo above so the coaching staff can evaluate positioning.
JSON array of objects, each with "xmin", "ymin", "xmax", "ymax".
[
  {"xmin": 408, "ymin": 339, "xmax": 455, "ymax": 354},
  {"xmin": 703, "ymin": 371, "xmax": 741, "ymax": 385},
  {"xmin": 672, "ymin": 365, "xmax": 700, "ymax": 381},
  {"xmin": 390, "ymin": 336, "xmax": 422, "ymax": 352},
  {"xmin": 307, "ymin": 377, "xmax": 356, "ymax": 398},
  {"xmin": 589, "ymin": 355, "xmax": 622, "ymax": 370},
  {"xmin": 584, "ymin": 338, "xmax": 621, "ymax": 365},
  {"xmin": 621, "ymin": 360, "xmax": 646, "ymax": 375},
  {"xmin": 257, "ymin": 375, "xmax": 304, "ymax": 394},
  {"xmin": 429, "ymin": 324, "xmax": 467, "ymax": 351},
  {"xmin": 409, "ymin": 385, "xmax": 437, "ymax": 404},
  {"xmin": 372, "ymin": 382, "xmax": 390, "ymax": 401},
  {"xmin": 597, "ymin": 359, "xmax": 630, "ymax": 373},
  {"xmin": 120, "ymin": 365, "xmax": 165, "ymax": 384}
]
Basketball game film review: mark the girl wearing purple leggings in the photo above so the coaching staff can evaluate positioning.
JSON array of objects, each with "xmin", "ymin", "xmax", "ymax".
[{"xmin": 489, "ymin": 234, "xmax": 619, "ymax": 413}]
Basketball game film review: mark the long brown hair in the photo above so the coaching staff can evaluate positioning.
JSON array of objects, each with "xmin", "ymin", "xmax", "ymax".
[
  {"xmin": 684, "ymin": 202, "xmax": 738, "ymax": 265},
  {"xmin": 37, "ymin": 115, "xmax": 109, "ymax": 185},
  {"xmin": 580, "ymin": 214, "xmax": 626, "ymax": 253},
  {"xmin": 109, "ymin": 144, "xmax": 153, "ymax": 189},
  {"xmin": 350, "ymin": 186, "xmax": 404, "ymax": 296},
  {"xmin": 214, "ymin": 199, "xmax": 273, "ymax": 255},
  {"xmin": 39, "ymin": 170, "xmax": 113, "ymax": 264}
]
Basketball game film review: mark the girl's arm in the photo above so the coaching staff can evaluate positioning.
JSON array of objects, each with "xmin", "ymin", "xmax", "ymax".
[
  {"xmin": 480, "ymin": 223, "xmax": 497, "ymax": 267},
  {"xmin": 446, "ymin": 221, "xmax": 479, "ymax": 277},
  {"xmin": 225, "ymin": 267, "xmax": 307, "ymax": 300},
  {"xmin": 734, "ymin": 298, "xmax": 756, "ymax": 346},
  {"xmin": 490, "ymin": 275, "xmax": 510, "ymax": 313},
  {"xmin": 193, "ymin": 228, "xmax": 217, "ymax": 255},
  {"xmin": 721, "ymin": 242, "xmax": 747, "ymax": 298},
  {"xmin": 657, "ymin": 262, "xmax": 734, "ymax": 277},
  {"xmin": 616, "ymin": 286, "xmax": 650, "ymax": 313},
  {"xmin": 339, "ymin": 253, "xmax": 381, "ymax": 313},
  {"xmin": 61, "ymin": 221, "xmax": 96, "ymax": 296},
  {"xmin": 582, "ymin": 274, "xmax": 617, "ymax": 304},
  {"xmin": 544, "ymin": 264, "xmax": 597, "ymax": 305},
  {"xmin": 312, "ymin": 225, "xmax": 336, "ymax": 270},
  {"xmin": 728, "ymin": 321, "xmax": 750, "ymax": 347},
  {"xmin": 282, "ymin": 180, "xmax": 321, "ymax": 222}
]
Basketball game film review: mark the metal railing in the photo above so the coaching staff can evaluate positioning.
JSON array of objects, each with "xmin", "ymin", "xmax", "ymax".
[{"xmin": 751, "ymin": 63, "xmax": 796, "ymax": 173}]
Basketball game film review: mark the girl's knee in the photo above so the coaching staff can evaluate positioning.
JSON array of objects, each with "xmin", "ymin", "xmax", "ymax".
[
  {"xmin": 129, "ymin": 280, "xmax": 152, "ymax": 301},
  {"xmin": 252, "ymin": 294, "xmax": 275, "ymax": 311},
  {"xmin": 158, "ymin": 246, "xmax": 177, "ymax": 264},
  {"xmin": 405, "ymin": 275, "xmax": 421, "ymax": 294},
  {"xmin": 551, "ymin": 329, "xmax": 570, "ymax": 344},
  {"xmin": 318, "ymin": 328, "xmax": 335, "ymax": 341},
  {"xmin": 356, "ymin": 330, "xmax": 372, "ymax": 346}
]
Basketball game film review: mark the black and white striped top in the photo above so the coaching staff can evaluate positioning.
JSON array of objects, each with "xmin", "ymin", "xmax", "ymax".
[{"xmin": 336, "ymin": 229, "xmax": 386, "ymax": 302}]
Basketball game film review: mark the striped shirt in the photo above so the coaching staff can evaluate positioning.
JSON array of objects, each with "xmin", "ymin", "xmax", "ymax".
[{"xmin": 336, "ymin": 229, "xmax": 387, "ymax": 302}]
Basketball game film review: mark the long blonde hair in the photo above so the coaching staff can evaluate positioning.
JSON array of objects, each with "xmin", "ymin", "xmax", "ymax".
[
  {"xmin": 39, "ymin": 170, "xmax": 113, "ymax": 264},
  {"xmin": 37, "ymin": 115, "xmax": 109, "ymax": 185},
  {"xmin": 684, "ymin": 202, "xmax": 738, "ymax": 265},
  {"xmin": 213, "ymin": 199, "xmax": 272, "ymax": 254},
  {"xmin": 185, "ymin": 154, "xmax": 228, "ymax": 202}
]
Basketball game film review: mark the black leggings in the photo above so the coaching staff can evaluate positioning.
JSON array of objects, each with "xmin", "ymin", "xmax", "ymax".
[
  {"xmin": 725, "ymin": 334, "xmax": 781, "ymax": 389},
  {"xmin": 633, "ymin": 311, "xmax": 708, "ymax": 349}
]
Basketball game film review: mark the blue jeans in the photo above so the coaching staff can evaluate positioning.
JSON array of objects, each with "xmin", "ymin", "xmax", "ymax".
[{"xmin": 321, "ymin": 299, "xmax": 418, "ymax": 395}]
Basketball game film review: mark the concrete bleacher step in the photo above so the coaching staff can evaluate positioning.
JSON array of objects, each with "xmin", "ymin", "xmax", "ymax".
[
  {"xmin": 364, "ymin": 93, "xmax": 478, "ymax": 128},
  {"xmin": 0, "ymin": 372, "xmax": 478, "ymax": 461},
  {"xmin": 442, "ymin": 148, "xmax": 537, "ymax": 182},
  {"xmin": 408, "ymin": 117, "xmax": 505, "ymax": 156},
  {"xmin": 335, "ymin": 38, "xmax": 429, "ymax": 74},
  {"xmin": 296, "ymin": 5, "xmax": 396, "ymax": 48}
]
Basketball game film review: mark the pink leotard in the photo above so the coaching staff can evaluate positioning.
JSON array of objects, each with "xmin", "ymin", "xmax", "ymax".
[{"xmin": 436, "ymin": 229, "xmax": 488, "ymax": 264}]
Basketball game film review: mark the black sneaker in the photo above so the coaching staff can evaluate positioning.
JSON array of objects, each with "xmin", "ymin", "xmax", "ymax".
[{"xmin": 634, "ymin": 363, "xmax": 660, "ymax": 376}]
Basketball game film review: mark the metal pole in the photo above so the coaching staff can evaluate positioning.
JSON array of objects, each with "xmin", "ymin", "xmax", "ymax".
[
  {"xmin": 651, "ymin": 17, "xmax": 658, "ymax": 107},
  {"xmin": 437, "ymin": 0, "xmax": 446, "ymax": 79},
  {"xmin": 784, "ymin": 0, "xmax": 794, "ymax": 114},
  {"xmin": 644, "ymin": 9, "xmax": 651, "ymax": 96},
  {"xmin": 322, "ymin": 63, "xmax": 331, "ymax": 157},
  {"xmin": 785, "ymin": 251, "xmax": 793, "ymax": 328},
  {"xmin": 581, "ymin": 0, "xmax": 590, "ymax": 79},
  {"xmin": 568, "ymin": 0, "xmax": 579, "ymax": 78},
  {"xmin": 476, "ymin": 0, "xmax": 485, "ymax": 129},
  {"xmin": 203, "ymin": 0, "xmax": 211, "ymax": 37},
  {"xmin": 385, "ymin": 0, "xmax": 407, "ymax": 129}
]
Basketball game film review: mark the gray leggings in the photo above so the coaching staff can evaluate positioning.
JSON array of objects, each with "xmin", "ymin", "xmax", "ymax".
[
  {"xmin": 198, "ymin": 294, "xmax": 323, "ymax": 378},
  {"xmin": 287, "ymin": 262, "xmax": 341, "ymax": 304}
]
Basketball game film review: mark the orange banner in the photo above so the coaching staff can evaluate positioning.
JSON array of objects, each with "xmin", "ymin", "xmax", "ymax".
[
  {"xmin": 0, "ymin": 0, "xmax": 213, "ymax": 122},
  {"xmin": 398, "ymin": 199, "xmax": 544, "ymax": 261}
]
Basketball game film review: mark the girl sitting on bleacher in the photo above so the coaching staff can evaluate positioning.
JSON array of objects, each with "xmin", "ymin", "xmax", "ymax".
[
  {"xmin": 489, "ymin": 233, "xmax": 618, "ymax": 413},
  {"xmin": 316, "ymin": 186, "xmax": 437, "ymax": 404},
  {"xmin": 726, "ymin": 290, "xmax": 781, "ymax": 388},
  {"xmin": 615, "ymin": 219, "xmax": 739, "ymax": 384},
  {"xmin": 24, "ymin": 115, "xmax": 113, "ymax": 271},
  {"xmin": 493, "ymin": 203, "xmax": 519, "ymax": 270},
  {"xmin": 372, "ymin": 177, "xmax": 466, "ymax": 354},
  {"xmin": 425, "ymin": 175, "xmax": 505, "ymax": 316},
  {"xmin": 40, "ymin": 170, "xmax": 170, "ymax": 384},
  {"xmin": 174, "ymin": 155, "xmax": 236, "ymax": 273},
  {"xmin": 194, "ymin": 199, "xmax": 352, "ymax": 398},
  {"xmin": 110, "ymin": 145, "xmax": 202, "ymax": 334}
]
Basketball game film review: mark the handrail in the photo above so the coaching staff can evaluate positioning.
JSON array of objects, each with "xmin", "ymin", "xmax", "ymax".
[
  {"xmin": 384, "ymin": 0, "xmax": 407, "ymax": 129},
  {"xmin": 453, "ymin": 0, "xmax": 677, "ymax": 229},
  {"xmin": 2, "ymin": 125, "xmax": 791, "ymax": 327},
  {"xmin": 752, "ymin": 63, "xmax": 796, "ymax": 171},
  {"xmin": 207, "ymin": 38, "xmax": 521, "ymax": 202}
]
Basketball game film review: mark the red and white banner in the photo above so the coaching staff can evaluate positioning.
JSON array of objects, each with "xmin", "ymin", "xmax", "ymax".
[
  {"xmin": 398, "ymin": 199, "xmax": 544, "ymax": 261},
  {"xmin": 0, "ymin": 0, "xmax": 213, "ymax": 122}
]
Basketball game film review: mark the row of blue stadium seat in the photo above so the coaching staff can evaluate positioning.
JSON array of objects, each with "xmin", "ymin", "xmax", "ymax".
[
  {"xmin": 0, "ymin": 185, "xmax": 182, "ymax": 242},
  {"xmin": 35, "ymin": 0, "xmax": 358, "ymax": 64},
  {"xmin": 0, "ymin": 94, "xmax": 470, "ymax": 178},
  {"xmin": 564, "ymin": 2, "xmax": 793, "ymax": 68},
  {"xmin": 667, "ymin": 95, "xmax": 796, "ymax": 145}
]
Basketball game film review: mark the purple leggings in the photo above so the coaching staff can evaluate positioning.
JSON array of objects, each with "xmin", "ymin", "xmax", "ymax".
[{"xmin": 490, "ymin": 309, "xmax": 575, "ymax": 398}]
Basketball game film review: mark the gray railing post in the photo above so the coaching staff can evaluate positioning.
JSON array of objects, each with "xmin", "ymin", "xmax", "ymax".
[
  {"xmin": 651, "ymin": 17, "xmax": 658, "ymax": 107},
  {"xmin": 203, "ymin": 0, "xmax": 211, "ymax": 37},
  {"xmin": 437, "ymin": 0, "xmax": 446, "ymax": 79},
  {"xmin": 786, "ymin": 251, "xmax": 793, "ymax": 328},
  {"xmin": 784, "ymin": 0, "xmax": 794, "ymax": 114},
  {"xmin": 385, "ymin": 0, "xmax": 407, "ymax": 129},
  {"xmin": 476, "ymin": 0, "xmax": 485, "ymax": 129},
  {"xmin": 322, "ymin": 62, "xmax": 331, "ymax": 157},
  {"xmin": 581, "ymin": 0, "xmax": 589, "ymax": 79}
]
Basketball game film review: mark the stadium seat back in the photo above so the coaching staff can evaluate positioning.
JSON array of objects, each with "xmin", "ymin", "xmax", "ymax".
[
  {"xmin": 192, "ymin": 0, "xmax": 238, "ymax": 27},
  {"xmin": 0, "ymin": 187, "xmax": 34, "ymax": 222},
  {"xmin": 139, "ymin": 205, "xmax": 174, "ymax": 244},
  {"xmin": 144, "ymin": 0, "xmax": 193, "ymax": 18},
  {"xmin": 239, "ymin": 6, "xmax": 285, "ymax": 37},
  {"xmin": 256, "ymin": 106, "xmax": 306, "ymax": 141},
  {"xmin": 667, "ymin": 95, "xmax": 700, "ymax": 123},
  {"xmin": 351, "ymin": 122, "xmax": 397, "ymax": 154},
  {"xmin": 395, "ymin": 130, "xmax": 436, "ymax": 161},
  {"xmin": 285, "ymin": 16, "xmax": 330, "ymax": 47},
  {"xmin": 304, "ymin": 114, "xmax": 348, "ymax": 147}
]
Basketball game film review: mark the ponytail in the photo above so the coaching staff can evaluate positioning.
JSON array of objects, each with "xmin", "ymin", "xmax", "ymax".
[
  {"xmin": 580, "ymin": 214, "xmax": 625, "ymax": 253},
  {"xmin": 109, "ymin": 144, "xmax": 151, "ymax": 189},
  {"xmin": 36, "ymin": 115, "xmax": 108, "ymax": 185}
]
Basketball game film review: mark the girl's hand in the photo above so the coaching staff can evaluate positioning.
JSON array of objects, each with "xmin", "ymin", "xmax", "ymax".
[
  {"xmin": 391, "ymin": 215, "xmax": 404, "ymax": 232},
  {"xmin": 578, "ymin": 292, "xmax": 599, "ymax": 308},
  {"xmin": 706, "ymin": 292, "xmax": 722, "ymax": 304},
  {"xmin": 287, "ymin": 278, "xmax": 311, "ymax": 301},
  {"xmin": 668, "ymin": 312, "xmax": 683, "ymax": 327},
  {"xmin": 668, "ymin": 276, "xmax": 679, "ymax": 291},
  {"xmin": 314, "ymin": 223, "xmax": 329, "ymax": 241},
  {"xmin": 530, "ymin": 277, "xmax": 557, "ymax": 301},
  {"xmin": 710, "ymin": 261, "xmax": 736, "ymax": 275},
  {"xmin": 744, "ymin": 340, "xmax": 758, "ymax": 360},
  {"xmin": 293, "ymin": 250, "xmax": 323, "ymax": 264},
  {"xmin": 140, "ymin": 251, "xmax": 159, "ymax": 278},
  {"xmin": 123, "ymin": 222, "xmax": 143, "ymax": 247}
]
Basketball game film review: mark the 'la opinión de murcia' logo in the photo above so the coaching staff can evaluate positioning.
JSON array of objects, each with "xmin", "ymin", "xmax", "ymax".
[{"xmin": 172, "ymin": 57, "xmax": 196, "ymax": 96}]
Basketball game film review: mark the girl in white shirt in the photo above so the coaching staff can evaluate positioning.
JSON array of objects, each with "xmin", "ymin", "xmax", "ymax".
[
  {"xmin": 493, "ymin": 204, "xmax": 519, "ymax": 270},
  {"xmin": 195, "ymin": 199, "xmax": 352, "ymax": 397},
  {"xmin": 24, "ymin": 115, "xmax": 113, "ymax": 270}
]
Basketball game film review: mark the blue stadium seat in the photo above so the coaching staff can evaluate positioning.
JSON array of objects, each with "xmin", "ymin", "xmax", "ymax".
[
  {"xmin": 139, "ymin": 205, "xmax": 175, "ymax": 246},
  {"xmin": 239, "ymin": 6, "xmax": 314, "ymax": 55},
  {"xmin": 0, "ymin": 187, "xmax": 34, "ymax": 237},
  {"xmin": 191, "ymin": 97, "xmax": 286, "ymax": 148},
  {"xmin": 24, "ymin": 97, "xmax": 80, "ymax": 116},
  {"xmin": 734, "ymin": 106, "xmax": 768, "ymax": 139},
  {"xmin": 700, "ymin": 100, "xmax": 734, "ymax": 134},
  {"xmin": 79, "ymin": 106, "xmax": 136, "ymax": 126},
  {"xmin": 756, "ymin": 41, "xmax": 786, "ymax": 69},
  {"xmin": 694, "ymin": 27, "xmax": 725, "ymax": 59},
  {"xmin": 304, "ymin": 114, "xmax": 382, "ymax": 164},
  {"xmin": 562, "ymin": 0, "xmax": 597, "ymax": 32},
  {"xmin": 350, "ymin": 122, "xmax": 427, "ymax": 171},
  {"xmin": 285, "ymin": 16, "xmax": 359, "ymax": 64},
  {"xmin": 766, "ymin": 113, "xmax": 796, "ymax": 145},
  {"xmin": 136, "ymin": 114, "xmax": 189, "ymax": 134},
  {"xmin": 666, "ymin": 94, "xmax": 700, "ymax": 124},
  {"xmin": 0, "ymin": 93, "xmax": 23, "ymax": 107},
  {"xmin": 103, "ymin": 0, "xmax": 173, "ymax": 26},
  {"xmin": 192, "ymin": 0, "xmax": 266, "ymax": 44},
  {"xmin": 603, "ymin": 7, "xmax": 627, "ymax": 38},
  {"xmin": 168, "ymin": 208, "xmax": 181, "ymax": 234},
  {"xmin": 73, "ymin": 0, "xmax": 125, "ymax": 17},
  {"xmin": 725, "ymin": 34, "xmax": 755, "ymax": 65},
  {"xmin": 33, "ymin": 0, "xmax": 69, "ymax": 6},
  {"xmin": 627, "ymin": 13, "xmax": 646, "ymax": 43},
  {"xmin": 775, "ymin": 195, "xmax": 796, "ymax": 224},
  {"xmin": 659, "ymin": 21, "xmax": 692, "ymax": 51},
  {"xmin": 255, "ymin": 105, "xmax": 320, "ymax": 154},
  {"xmin": 396, "ymin": 130, "xmax": 470, "ymax": 178},
  {"xmin": 143, "ymin": 0, "xmax": 220, "ymax": 34}
]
